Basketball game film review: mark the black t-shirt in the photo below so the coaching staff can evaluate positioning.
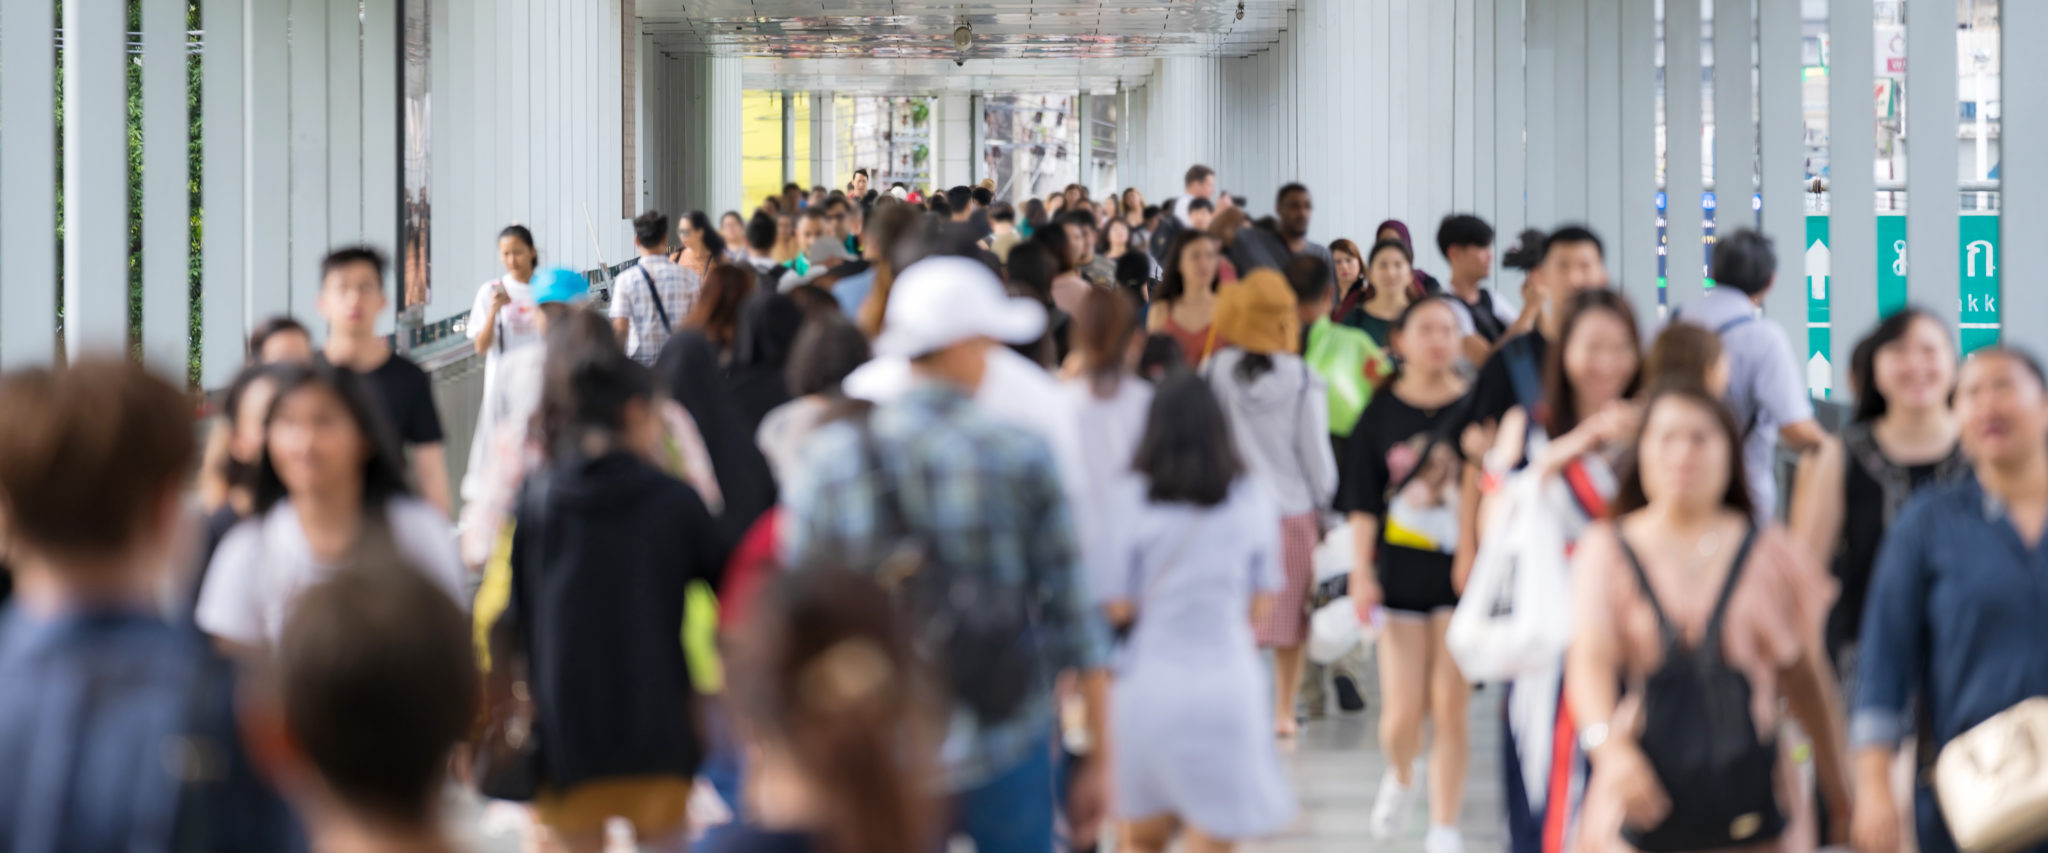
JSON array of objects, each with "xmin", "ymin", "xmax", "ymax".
[
  {"xmin": 355, "ymin": 353, "xmax": 444, "ymax": 446},
  {"xmin": 1826, "ymin": 456, "xmax": 1945, "ymax": 659},
  {"xmin": 698, "ymin": 825, "xmax": 820, "ymax": 853},
  {"xmin": 1338, "ymin": 389, "xmax": 1464, "ymax": 576},
  {"xmin": 1461, "ymin": 289, "xmax": 1510, "ymax": 343}
]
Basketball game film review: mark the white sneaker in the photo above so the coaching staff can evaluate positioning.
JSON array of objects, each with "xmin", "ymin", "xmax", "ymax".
[
  {"xmin": 1368, "ymin": 767, "xmax": 1414, "ymax": 839},
  {"xmin": 1424, "ymin": 825, "xmax": 1466, "ymax": 853}
]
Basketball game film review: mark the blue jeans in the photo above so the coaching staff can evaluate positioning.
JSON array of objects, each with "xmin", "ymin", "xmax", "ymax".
[
  {"xmin": 690, "ymin": 701, "xmax": 746, "ymax": 852},
  {"xmin": 951, "ymin": 733, "xmax": 1058, "ymax": 853}
]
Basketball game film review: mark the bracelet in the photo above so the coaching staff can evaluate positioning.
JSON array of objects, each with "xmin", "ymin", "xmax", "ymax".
[{"xmin": 1578, "ymin": 721, "xmax": 1612, "ymax": 755}]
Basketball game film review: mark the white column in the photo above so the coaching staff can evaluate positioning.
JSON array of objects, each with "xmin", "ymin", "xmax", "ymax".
[
  {"xmin": 1828, "ymin": 0, "xmax": 1876, "ymax": 390},
  {"xmin": 1585, "ymin": 0, "xmax": 1623, "ymax": 249},
  {"xmin": 245, "ymin": 0, "xmax": 290, "ymax": 324},
  {"xmin": 201, "ymin": 0, "xmax": 248, "ymax": 385},
  {"xmin": 813, "ymin": 93, "xmax": 839, "ymax": 191},
  {"xmin": 289, "ymin": 0, "xmax": 331, "ymax": 323},
  {"xmin": 1757, "ymin": 0, "xmax": 1806, "ymax": 353},
  {"xmin": 1427, "ymin": 0, "xmax": 1456, "ymax": 232},
  {"xmin": 1493, "ymin": 0, "xmax": 1527, "ymax": 293},
  {"xmin": 143, "ymin": 0, "xmax": 193, "ymax": 377},
  {"xmin": 1555, "ymin": 0, "xmax": 1589, "ymax": 222},
  {"xmin": 1906, "ymin": 0, "xmax": 1960, "ymax": 332},
  {"xmin": 1152, "ymin": 57, "xmax": 1221, "ymax": 199},
  {"xmin": 1525, "ymin": 0, "xmax": 1556, "ymax": 229},
  {"xmin": 934, "ymin": 92, "xmax": 973, "ymax": 191},
  {"xmin": 1455, "ymin": 0, "xmax": 1479, "ymax": 214},
  {"xmin": 1474, "ymin": 0, "xmax": 1496, "ymax": 233},
  {"xmin": 1619, "ymin": 0, "xmax": 1659, "ymax": 328},
  {"xmin": 1665, "ymin": 0, "xmax": 1706, "ymax": 305},
  {"xmin": 2, "ymin": 0, "xmax": 58, "ymax": 367},
  {"xmin": 63, "ymin": 0, "xmax": 129, "ymax": 357},
  {"xmin": 329, "ymin": 0, "xmax": 365, "ymax": 246},
  {"xmin": 2007, "ymin": 0, "xmax": 2048, "ymax": 356},
  {"xmin": 707, "ymin": 54, "xmax": 745, "ymax": 218},
  {"xmin": 1712, "ymin": 0, "xmax": 1753, "ymax": 238}
]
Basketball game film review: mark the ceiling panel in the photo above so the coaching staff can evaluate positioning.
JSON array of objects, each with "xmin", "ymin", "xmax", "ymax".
[{"xmin": 639, "ymin": 0, "xmax": 1295, "ymax": 62}]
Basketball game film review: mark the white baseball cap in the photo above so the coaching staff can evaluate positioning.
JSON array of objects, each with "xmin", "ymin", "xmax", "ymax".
[{"xmin": 870, "ymin": 255, "xmax": 1047, "ymax": 359}]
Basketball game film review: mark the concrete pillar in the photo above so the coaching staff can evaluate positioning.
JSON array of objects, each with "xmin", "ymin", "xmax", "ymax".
[
  {"xmin": 1151, "ymin": 57, "xmax": 1220, "ymax": 200},
  {"xmin": 705, "ymin": 54, "xmax": 745, "ymax": 218},
  {"xmin": 1618, "ymin": 0, "xmax": 1659, "ymax": 330},
  {"xmin": 812, "ymin": 93, "xmax": 839, "ymax": 192},
  {"xmin": 2, "ymin": 0, "xmax": 58, "ymax": 367},
  {"xmin": 63, "ymin": 0, "xmax": 131, "ymax": 356},
  {"xmin": 1665, "ymin": 0, "xmax": 1707, "ymax": 305},
  {"xmin": 1828, "ymin": 0, "xmax": 1876, "ymax": 392},
  {"xmin": 934, "ymin": 92, "xmax": 973, "ymax": 191},
  {"xmin": 1758, "ymin": 0, "xmax": 1807, "ymax": 358},
  {"xmin": 2007, "ymin": 0, "xmax": 2048, "ymax": 356},
  {"xmin": 1906, "ymin": 0, "xmax": 1960, "ymax": 332}
]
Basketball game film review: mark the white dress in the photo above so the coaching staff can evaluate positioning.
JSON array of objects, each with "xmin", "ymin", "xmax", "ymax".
[
  {"xmin": 1110, "ymin": 479, "xmax": 1297, "ymax": 839},
  {"xmin": 462, "ymin": 275, "xmax": 544, "ymax": 501}
]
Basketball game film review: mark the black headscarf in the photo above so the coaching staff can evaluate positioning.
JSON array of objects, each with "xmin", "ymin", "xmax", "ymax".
[
  {"xmin": 727, "ymin": 292, "xmax": 804, "ymax": 436},
  {"xmin": 657, "ymin": 330, "xmax": 779, "ymax": 549}
]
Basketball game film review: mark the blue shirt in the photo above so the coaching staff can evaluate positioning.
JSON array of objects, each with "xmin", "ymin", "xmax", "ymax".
[
  {"xmin": 781, "ymin": 383, "xmax": 1108, "ymax": 790},
  {"xmin": 1672, "ymin": 287, "xmax": 1814, "ymax": 516},
  {"xmin": 831, "ymin": 267, "xmax": 876, "ymax": 318},
  {"xmin": 1851, "ymin": 474, "xmax": 2048, "ymax": 755}
]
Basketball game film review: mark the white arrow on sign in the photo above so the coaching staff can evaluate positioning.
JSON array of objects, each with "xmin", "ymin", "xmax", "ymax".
[
  {"xmin": 1807, "ymin": 240, "xmax": 1831, "ymax": 300},
  {"xmin": 1808, "ymin": 351, "xmax": 1833, "ymax": 397}
]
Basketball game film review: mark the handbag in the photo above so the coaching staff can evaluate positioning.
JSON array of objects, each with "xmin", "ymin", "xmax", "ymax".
[
  {"xmin": 1444, "ymin": 472, "xmax": 1573, "ymax": 682},
  {"xmin": 1935, "ymin": 697, "xmax": 2048, "ymax": 853},
  {"xmin": 472, "ymin": 473, "xmax": 549, "ymax": 801}
]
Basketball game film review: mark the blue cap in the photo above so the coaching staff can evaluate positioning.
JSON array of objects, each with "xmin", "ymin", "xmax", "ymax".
[{"xmin": 532, "ymin": 266, "xmax": 588, "ymax": 305}]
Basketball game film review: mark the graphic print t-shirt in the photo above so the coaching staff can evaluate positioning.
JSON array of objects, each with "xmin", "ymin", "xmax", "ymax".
[{"xmin": 1339, "ymin": 390, "xmax": 1462, "ymax": 575}]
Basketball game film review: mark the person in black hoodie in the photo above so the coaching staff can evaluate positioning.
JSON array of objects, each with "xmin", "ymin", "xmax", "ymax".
[
  {"xmin": 660, "ymin": 327, "xmax": 782, "ymax": 552},
  {"xmin": 510, "ymin": 312, "xmax": 728, "ymax": 852}
]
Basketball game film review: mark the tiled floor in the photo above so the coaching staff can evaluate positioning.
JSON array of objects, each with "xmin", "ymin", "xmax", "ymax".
[
  {"xmin": 1245, "ymin": 683, "xmax": 1507, "ymax": 853},
  {"xmin": 460, "ymin": 669, "xmax": 1512, "ymax": 852}
]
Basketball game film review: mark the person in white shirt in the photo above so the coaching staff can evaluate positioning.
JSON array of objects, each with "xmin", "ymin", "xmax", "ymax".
[
  {"xmin": 1172, "ymin": 164, "xmax": 1218, "ymax": 229},
  {"xmin": 197, "ymin": 361, "xmax": 465, "ymax": 652},
  {"xmin": 463, "ymin": 225, "xmax": 545, "ymax": 502}
]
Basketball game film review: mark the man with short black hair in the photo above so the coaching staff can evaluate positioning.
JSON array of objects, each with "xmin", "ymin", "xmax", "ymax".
[
  {"xmin": 929, "ymin": 193, "xmax": 954, "ymax": 218},
  {"xmin": 1185, "ymin": 196, "xmax": 1215, "ymax": 232},
  {"xmin": 1172, "ymin": 164, "xmax": 1217, "ymax": 228},
  {"xmin": 1276, "ymin": 183, "xmax": 1336, "ymax": 289},
  {"xmin": 1435, "ymin": 214, "xmax": 1517, "ymax": 365},
  {"xmin": 947, "ymin": 185, "xmax": 975, "ymax": 222},
  {"xmin": 317, "ymin": 246, "xmax": 451, "ymax": 515},
  {"xmin": 1678, "ymin": 228, "xmax": 1824, "ymax": 516},
  {"xmin": 245, "ymin": 565, "xmax": 475, "ymax": 853},
  {"xmin": 610, "ymin": 210, "xmax": 698, "ymax": 365},
  {"xmin": 850, "ymin": 167, "xmax": 871, "ymax": 197},
  {"xmin": 781, "ymin": 182, "xmax": 804, "ymax": 213},
  {"xmin": 744, "ymin": 210, "xmax": 783, "ymax": 288},
  {"xmin": 972, "ymin": 185, "xmax": 994, "ymax": 209},
  {"xmin": 989, "ymin": 202, "xmax": 1023, "ymax": 262}
]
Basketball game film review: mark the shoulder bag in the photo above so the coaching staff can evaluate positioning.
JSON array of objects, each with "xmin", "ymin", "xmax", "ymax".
[
  {"xmin": 1935, "ymin": 697, "xmax": 2048, "ymax": 852},
  {"xmin": 472, "ymin": 473, "xmax": 548, "ymax": 801}
]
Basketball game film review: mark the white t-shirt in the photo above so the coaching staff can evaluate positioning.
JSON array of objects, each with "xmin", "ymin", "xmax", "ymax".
[
  {"xmin": 196, "ymin": 497, "xmax": 466, "ymax": 648},
  {"xmin": 464, "ymin": 276, "xmax": 543, "ymax": 500}
]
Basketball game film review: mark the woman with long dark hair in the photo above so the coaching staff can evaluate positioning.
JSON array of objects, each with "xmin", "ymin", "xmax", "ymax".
[
  {"xmin": 720, "ymin": 211, "xmax": 749, "ymax": 262},
  {"xmin": 710, "ymin": 569, "xmax": 939, "ymax": 853},
  {"xmin": 1567, "ymin": 387, "xmax": 1849, "ymax": 853},
  {"xmin": 1149, "ymin": 231, "xmax": 1227, "ymax": 367},
  {"xmin": 189, "ymin": 364, "xmax": 290, "ymax": 610},
  {"xmin": 1108, "ymin": 373, "xmax": 1296, "ymax": 852},
  {"xmin": 1479, "ymin": 289, "xmax": 1642, "ymax": 853},
  {"xmin": 683, "ymin": 264, "xmax": 755, "ymax": 362},
  {"xmin": 1338, "ymin": 239, "xmax": 1419, "ymax": 348},
  {"xmin": 1205, "ymin": 270, "xmax": 1338, "ymax": 739},
  {"xmin": 509, "ymin": 313, "xmax": 727, "ymax": 852},
  {"xmin": 672, "ymin": 210, "xmax": 729, "ymax": 280},
  {"xmin": 1789, "ymin": 307, "xmax": 1964, "ymax": 679},
  {"xmin": 1340, "ymin": 295, "xmax": 1471, "ymax": 847},
  {"xmin": 463, "ymin": 225, "xmax": 548, "ymax": 504},
  {"xmin": 197, "ymin": 362, "xmax": 464, "ymax": 652}
]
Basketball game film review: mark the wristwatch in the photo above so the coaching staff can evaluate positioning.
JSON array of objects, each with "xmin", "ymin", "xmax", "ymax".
[{"xmin": 1578, "ymin": 721, "xmax": 1612, "ymax": 754}]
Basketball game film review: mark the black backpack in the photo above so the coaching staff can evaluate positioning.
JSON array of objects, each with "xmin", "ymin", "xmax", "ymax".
[
  {"xmin": 1615, "ymin": 524, "xmax": 1786, "ymax": 852},
  {"xmin": 851, "ymin": 417, "xmax": 1040, "ymax": 724},
  {"xmin": 1148, "ymin": 198, "xmax": 1185, "ymax": 262}
]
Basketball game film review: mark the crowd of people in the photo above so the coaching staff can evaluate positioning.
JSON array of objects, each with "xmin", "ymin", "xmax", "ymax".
[{"xmin": 4, "ymin": 158, "xmax": 2048, "ymax": 853}]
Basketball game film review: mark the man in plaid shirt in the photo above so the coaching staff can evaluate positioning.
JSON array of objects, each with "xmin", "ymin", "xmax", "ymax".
[
  {"xmin": 609, "ymin": 210, "xmax": 700, "ymax": 365},
  {"xmin": 782, "ymin": 256, "xmax": 1111, "ymax": 853}
]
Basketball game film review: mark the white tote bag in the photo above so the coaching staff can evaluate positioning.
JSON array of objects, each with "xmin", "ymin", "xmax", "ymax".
[{"xmin": 1446, "ymin": 472, "xmax": 1574, "ymax": 682}]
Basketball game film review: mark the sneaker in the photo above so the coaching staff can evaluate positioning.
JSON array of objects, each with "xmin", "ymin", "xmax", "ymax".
[
  {"xmin": 1368, "ymin": 767, "xmax": 1414, "ymax": 839},
  {"xmin": 1424, "ymin": 826, "xmax": 1466, "ymax": 853},
  {"xmin": 1333, "ymin": 672, "xmax": 1366, "ymax": 712}
]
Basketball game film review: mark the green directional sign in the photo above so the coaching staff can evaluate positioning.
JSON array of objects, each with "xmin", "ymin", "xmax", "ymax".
[{"xmin": 1803, "ymin": 213, "xmax": 2001, "ymax": 398}]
